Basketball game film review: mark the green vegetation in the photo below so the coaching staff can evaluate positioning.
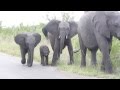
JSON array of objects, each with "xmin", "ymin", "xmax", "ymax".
[{"xmin": 1, "ymin": 23, "xmax": 120, "ymax": 79}]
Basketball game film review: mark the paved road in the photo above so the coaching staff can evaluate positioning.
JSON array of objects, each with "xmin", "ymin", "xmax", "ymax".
[{"xmin": 0, "ymin": 52, "xmax": 101, "ymax": 79}]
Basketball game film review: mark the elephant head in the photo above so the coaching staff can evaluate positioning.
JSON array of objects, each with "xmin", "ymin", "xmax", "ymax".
[
  {"xmin": 107, "ymin": 12, "xmax": 120, "ymax": 39},
  {"xmin": 92, "ymin": 11, "xmax": 120, "ymax": 40},
  {"xmin": 58, "ymin": 21, "xmax": 70, "ymax": 53},
  {"xmin": 14, "ymin": 32, "xmax": 41, "ymax": 67},
  {"xmin": 15, "ymin": 32, "xmax": 41, "ymax": 48},
  {"xmin": 42, "ymin": 20, "xmax": 78, "ymax": 54}
]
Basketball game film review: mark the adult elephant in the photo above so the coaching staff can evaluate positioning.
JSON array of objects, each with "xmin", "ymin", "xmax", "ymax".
[
  {"xmin": 14, "ymin": 32, "xmax": 41, "ymax": 67},
  {"xmin": 78, "ymin": 11, "xmax": 120, "ymax": 73},
  {"xmin": 42, "ymin": 20, "xmax": 78, "ymax": 66}
]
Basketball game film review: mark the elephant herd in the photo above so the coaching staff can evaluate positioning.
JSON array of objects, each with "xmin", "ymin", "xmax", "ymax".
[{"xmin": 14, "ymin": 11, "xmax": 120, "ymax": 74}]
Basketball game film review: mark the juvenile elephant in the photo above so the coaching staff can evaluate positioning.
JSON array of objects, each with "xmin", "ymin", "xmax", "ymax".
[
  {"xmin": 78, "ymin": 11, "xmax": 120, "ymax": 73},
  {"xmin": 40, "ymin": 45, "xmax": 50, "ymax": 66},
  {"xmin": 14, "ymin": 32, "xmax": 41, "ymax": 67},
  {"xmin": 42, "ymin": 20, "xmax": 78, "ymax": 66}
]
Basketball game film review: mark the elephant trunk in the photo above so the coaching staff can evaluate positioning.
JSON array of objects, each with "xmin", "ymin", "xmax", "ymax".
[
  {"xmin": 30, "ymin": 46, "xmax": 34, "ymax": 60},
  {"xmin": 28, "ymin": 46, "xmax": 34, "ymax": 67},
  {"xmin": 60, "ymin": 34, "xmax": 66, "ymax": 54}
]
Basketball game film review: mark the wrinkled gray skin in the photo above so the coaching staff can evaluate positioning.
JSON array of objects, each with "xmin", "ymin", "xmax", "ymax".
[
  {"xmin": 42, "ymin": 20, "xmax": 78, "ymax": 66},
  {"xmin": 40, "ymin": 45, "xmax": 50, "ymax": 66},
  {"xmin": 78, "ymin": 11, "xmax": 120, "ymax": 73},
  {"xmin": 14, "ymin": 32, "xmax": 41, "ymax": 67}
]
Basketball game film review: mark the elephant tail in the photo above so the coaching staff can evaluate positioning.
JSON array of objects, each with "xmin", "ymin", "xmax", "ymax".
[
  {"xmin": 73, "ymin": 48, "xmax": 81, "ymax": 53},
  {"xmin": 42, "ymin": 27, "xmax": 48, "ymax": 39}
]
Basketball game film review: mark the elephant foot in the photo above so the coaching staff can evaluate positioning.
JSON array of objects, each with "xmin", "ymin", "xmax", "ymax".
[
  {"xmin": 51, "ymin": 59, "xmax": 57, "ymax": 66},
  {"xmin": 101, "ymin": 65, "xmax": 113, "ymax": 74},
  {"xmin": 81, "ymin": 60, "xmax": 86, "ymax": 67},
  {"xmin": 46, "ymin": 63, "xmax": 49, "ymax": 66},
  {"xmin": 68, "ymin": 60, "xmax": 74, "ymax": 65},
  {"xmin": 21, "ymin": 59, "xmax": 26, "ymax": 64},
  {"xmin": 101, "ymin": 60, "xmax": 113, "ymax": 74},
  {"xmin": 27, "ymin": 63, "xmax": 32, "ymax": 67},
  {"xmin": 91, "ymin": 62, "xmax": 97, "ymax": 67},
  {"xmin": 101, "ymin": 65, "xmax": 105, "ymax": 72},
  {"xmin": 80, "ymin": 63, "xmax": 86, "ymax": 68},
  {"xmin": 27, "ymin": 61, "xmax": 33, "ymax": 67},
  {"xmin": 51, "ymin": 62, "xmax": 57, "ymax": 66},
  {"xmin": 80, "ymin": 65, "xmax": 86, "ymax": 68},
  {"xmin": 41, "ymin": 62, "xmax": 49, "ymax": 66},
  {"xmin": 41, "ymin": 61, "xmax": 44, "ymax": 65},
  {"xmin": 41, "ymin": 62, "xmax": 46, "ymax": 66},
  {"xmin": 42, "ymin": 64, "xmax": 46, "ymax": 66},
  {"xmin": 105, "ymin": 69, "xmax": 113, "ymax": 74}
]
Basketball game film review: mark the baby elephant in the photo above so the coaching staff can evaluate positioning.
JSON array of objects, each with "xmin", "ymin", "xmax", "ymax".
[
  {"xmin": 40, "ymin": 45, "xmax": 50, "ymax": 66},
  {"xmin": 14, "ymin": 32, "xmax": 41, "ymax": 67}
]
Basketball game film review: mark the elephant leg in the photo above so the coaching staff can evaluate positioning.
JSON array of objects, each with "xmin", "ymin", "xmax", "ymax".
[
  {"xmin": 51, "ymin": 39, "xmax": 59, "ymax": 66},
  {"xmin": 46, "ymin": 56, "xmax": 48, "ymax": 65},
  {"xmin": 67, "ymin": 39, "xmax": 74, "ymax": 65},
  {"xmin": 27, "ymin": 49, "xmax": 34, "ymax": 67},
  {"xmin": 57, "ymin": 40, "xmax": 60, "ymax": 60},
  {"xmin": 79, "ymin": 35, "xmax": 87, "ymax": 67},
  {"xmin": 101, "ymin": 37, "xmax": 112, "ymax": 70},
  {"xmin": 96, "ymin": 34, "xmax": 113, "ymax": 73},
  {"xmin": 108, "ymin": 39, "xmax": 112, "ymax": 54},
  {"xmin": 50, "ymin": 40, "xmax": 54, "ymax": 51},
  {"xmin": 49, "ymin": 33, "xmax": 55, "ymax": 51},
  {"xmin": 101, "ymin": 50, "xmax": 113, "ymax": 73},
  {"xmin": 57, "ymin": 52, "xmax": 60, "ymax": 60},
  {"xmin": 20, "ymin": 46, "xmax": 27, "ymax": 64},
  {"xmin": 41, "ymin": 55, "xmax": 45, "ymax": 66},
  {"xmin": 81, "ymin": 47, "xmax": 87, "ymax": 67},
  {"xmin": 49, "ymin": 34, "xmax": 60, "ymax": 60},
  {"xmin": 91, "ymin": 48, "xmax": 98, "ymax": 66}
]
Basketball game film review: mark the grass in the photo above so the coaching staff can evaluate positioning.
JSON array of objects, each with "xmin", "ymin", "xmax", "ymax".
[{"xmin": 1, "ymin": 24, "xmax": 120, "ymax": 79}]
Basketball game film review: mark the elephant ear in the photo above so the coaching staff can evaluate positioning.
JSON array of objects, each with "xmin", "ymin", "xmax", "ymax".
[
  {"xmin": 93, "ymin": 12, "xmax": 110, "ymax": 38},
  {"xmin": 14, "ymin": 33, "xmax": 26, "ymax": 46},
  {"xmin": 43, "ymin": 20, "xmax": 61, "ymax": 37},
  {"xmin": 68, "ymin": 21, "xmax": 78, "ymax": 38},
  {"xmin": 42, "ymin": 26, "xmax": 48, "ymax": 38},
  {"xmin": 33, "ymin": 33, "xmax": 41, "ymax": 47}
]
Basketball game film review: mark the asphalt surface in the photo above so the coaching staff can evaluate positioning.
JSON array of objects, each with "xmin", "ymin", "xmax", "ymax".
[{"xmin": 0, "ymin": 52, "xmax": 101, "ymax": 79}]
